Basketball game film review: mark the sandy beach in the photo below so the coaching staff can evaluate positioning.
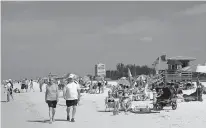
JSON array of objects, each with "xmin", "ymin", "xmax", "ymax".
[{"xmin": 1, "ymin": 82, "xmax": 206, "ymax": 128}]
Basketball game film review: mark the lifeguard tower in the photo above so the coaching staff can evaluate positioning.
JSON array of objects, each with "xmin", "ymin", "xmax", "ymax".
[
  {"xmin": 151, "ymin": 56, "xmax": 196, "ymax": 85},
  {"xmin": 164, "ymin": 56, "xmax": 196, "ymax": 82}
]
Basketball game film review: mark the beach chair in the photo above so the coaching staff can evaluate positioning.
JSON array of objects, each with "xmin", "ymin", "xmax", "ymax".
[{"xmin": 105, "ymin": 98, "xmax": 115, "ymax": 112}]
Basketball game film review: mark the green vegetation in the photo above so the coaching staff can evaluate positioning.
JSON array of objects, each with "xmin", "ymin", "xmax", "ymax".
[{"xmin": 106, "ymin": 63, "xmax": 155, "ymax": 80}]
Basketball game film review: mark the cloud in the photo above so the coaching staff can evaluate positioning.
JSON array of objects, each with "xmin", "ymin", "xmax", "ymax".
[
  {"xmin": 2, "ymin": 20, "xmax": 58, "ymax": 37},
  {"xmin": 140, "ymin": 37, "xmax": 153, "ymax": 42},
  {"xmin": 104, "ymin": 17, "xmax": 169, "ymax": 41},
  {"xmin": 179, "ymin": 4, "xmax": 206, "ymax": 16}
]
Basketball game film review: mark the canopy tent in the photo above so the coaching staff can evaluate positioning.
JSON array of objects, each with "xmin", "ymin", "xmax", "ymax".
[
  {"xmin": 82, "ymin": 76, "xmax": 91, "ymax": 84},
  {"xmin": 95, "ymin": 76, "xmax": 104, "ymax": 81},
  {"xmin": 136, "ymin": 75, "xmax": 148, "ymax": 81},
  {"xmin": 83, "ymin": 76, "xmax": 90, "ymax": 82},
  {"xmin": 180, "ymin": 64, "xmax": 206, "ymax": 74},
  {"xmin": 118, "ymin": 77, "xmax": 130, "ymax": 86},
  {"xmin": 196, "ymin": 65, "xmax": 206, "ymax": 73}
]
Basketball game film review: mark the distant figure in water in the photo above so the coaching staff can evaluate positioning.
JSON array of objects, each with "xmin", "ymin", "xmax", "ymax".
[{"xmin": 45, "ymin": 78, "xmax": 59, "ymax": 124}]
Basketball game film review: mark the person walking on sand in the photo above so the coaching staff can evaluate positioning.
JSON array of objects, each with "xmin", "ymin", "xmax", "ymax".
[
  {"xmin": 29, "ymin": 79, "xmax": 35, "ymax": 92},
  {"xmin": 45, "ymin": 78, "xmax": 59, "ymax": 124},
  {"xmin": 63, "ymin": 74, "xmax": 81, "ymax": 122},
  {"xmin": 5, "ymin": 80, "xmax": 14, "ymax": 102},
  {"xmin": 38, "ymin": 78, "xmax": 44, "ymax": 92},
  {"xmin": 97, "ymin": 81, "xmax": 102, "ymax": 94},
  {"xmin": 25, "ymin": 78, "xmax": 29, "ymax": 92}
]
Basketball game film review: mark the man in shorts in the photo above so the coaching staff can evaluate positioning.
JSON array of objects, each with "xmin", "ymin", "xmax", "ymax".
[
  {"xmin": 21, "ymin": 79, "xmax": 26, "ymax": 92},
  {"xmin": 25, "ymin": 78, "xmax": 29, "ymax": 92},
  {"xmin": 63, "ymin": 74, "xmax": 81, "ymax": 122},
  {"xmin": 97, "ymin": 81, "xmax": 102, "ymax": 94},
  {"xmin": 38, "ymin": 78, "xmax": 44, "ymax": 92}
]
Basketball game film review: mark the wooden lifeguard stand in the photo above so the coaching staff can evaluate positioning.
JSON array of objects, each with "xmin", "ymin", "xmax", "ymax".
[{"xmin": 164, "ymin": 56, "xmax": 196, "ymax": 83}]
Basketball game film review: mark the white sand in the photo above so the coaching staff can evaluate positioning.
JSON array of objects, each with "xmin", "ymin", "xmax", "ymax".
[{"xmin": 1, "ymin": 82, "xmax": 206, "ymax": 128}]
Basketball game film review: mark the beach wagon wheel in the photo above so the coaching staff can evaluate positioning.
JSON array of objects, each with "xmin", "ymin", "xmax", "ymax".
[
  {"xmin": 153, "ymin": 104, "xmax": 157, "ymax": 110},
  {"xmin": 156, "ymin": 104, "xmax": 163, "ymax": 111}
]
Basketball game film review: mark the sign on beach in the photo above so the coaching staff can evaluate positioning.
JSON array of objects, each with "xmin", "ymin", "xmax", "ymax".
[{"xmin": 95, "ymin": 63, "xmax": 106, "ymax": 77}]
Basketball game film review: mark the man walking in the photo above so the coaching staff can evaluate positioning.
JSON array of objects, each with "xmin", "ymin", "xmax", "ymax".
[
  {"xmin": 29, "ymin": 79, "xmax": 35, "ymax": 92},
  {"xmin": 38, "ymin": 78, "xmax": 44, "ymax": 92},
  {"xmin": 63, "ymin": 74, "xmax": 81, "ymax": 122},
  {"xmin": 5, "ymin": 80, "xmax": 14, "ymax": 102},
  {"xmin": 25, "ymin": 78, "xmax": 29, "ymax": 92}
]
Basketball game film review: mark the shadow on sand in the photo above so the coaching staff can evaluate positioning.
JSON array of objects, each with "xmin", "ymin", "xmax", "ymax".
[
  {"xmin": 130, "ymin": 111, "xmax": 160, "ymax": 114},
  {"xmin": 27, "ymin": 119, "xmax": 67, "ymax": 123},
  {"xmin": 1, "ymin": 100, "xmax": 7, "ymax": 103},
  {"xmin": 98, "ymin": 110, "xmax": 113, "ymax": 112}
]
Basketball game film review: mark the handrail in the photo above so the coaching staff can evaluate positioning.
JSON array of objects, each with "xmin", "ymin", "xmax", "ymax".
[{"xmin": 149, "ymin": 70, "xmax": 193, "ymax": 84}]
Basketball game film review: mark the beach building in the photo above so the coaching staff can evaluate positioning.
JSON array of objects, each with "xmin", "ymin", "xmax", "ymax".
[
  {"xmin": 95, "ymin": 63, "xmax": 106, "ymax": 78},
  {"xmin": 154, "ymin": 56, "xmax": 196, "ymax": 84},
  {"xmin": 164, "ymin": 56, "xmax": 196, "ymax": 82}
]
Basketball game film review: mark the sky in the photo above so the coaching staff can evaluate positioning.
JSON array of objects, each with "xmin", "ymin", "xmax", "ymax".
[{"xmin": 1, "ymin": 1, "xmax": 206, "ymax": 80}]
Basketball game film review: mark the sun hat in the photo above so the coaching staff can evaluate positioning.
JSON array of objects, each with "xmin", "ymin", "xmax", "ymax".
[{"xmin": 68, "ymin": 74, "xmax": 76, "ymax": 79}]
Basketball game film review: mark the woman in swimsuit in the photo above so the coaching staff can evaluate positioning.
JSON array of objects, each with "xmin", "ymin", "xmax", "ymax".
[
  {"xmin": 121, "ymin": 92, "xmax": 132, "ymax": 112},
  {"xmin": 106, "ymin": 90, "xmax": 120, "ymax": 114}
]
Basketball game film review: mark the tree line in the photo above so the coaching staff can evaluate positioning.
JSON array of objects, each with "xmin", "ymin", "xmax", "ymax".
[{"xmin": 106, "ymin": 63, "xmax": 156, "ymax": 80}]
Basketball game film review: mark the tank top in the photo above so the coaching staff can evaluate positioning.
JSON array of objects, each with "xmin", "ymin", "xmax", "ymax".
[{"xmin": 46, "ymin": 84, "xmax": 58, "ymax": 101}]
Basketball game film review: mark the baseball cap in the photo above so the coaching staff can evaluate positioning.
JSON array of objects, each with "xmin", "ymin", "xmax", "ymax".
[{"xmin": 68, "ymin": 74, "xmax": 75, "ymax": 79}]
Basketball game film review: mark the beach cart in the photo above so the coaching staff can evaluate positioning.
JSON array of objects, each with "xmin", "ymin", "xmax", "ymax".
[{"xmin": 153, "ymin": 87, "xmax": 177, "ymax": 110}]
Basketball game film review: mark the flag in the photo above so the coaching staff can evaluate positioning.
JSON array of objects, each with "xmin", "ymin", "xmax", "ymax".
[
  {"xmin": 152, "ymin": 57, "xmax": 160, "ymax": 66},
  {"xmin": 160, "ymin": 55, "xmax": 166, "ymax": 61},
  {"xmin": 128, "ymin": 68, "xmax": 132, "ymax": 78},
  {"xmin": 152, "ymin": 55, "xmax": 166, "ymax": 66}
]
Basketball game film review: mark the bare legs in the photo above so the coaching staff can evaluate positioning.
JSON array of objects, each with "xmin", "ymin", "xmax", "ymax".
[
  {"xmin": 72, "ymin": 106, "xmax": 76, "ymax": 119},
  {"xmin": 114, "ymin": 100, "xmax": 120, "ymax": 113},
  {"xmin": 66, "ymin": 106, "xmax": 77, "ymax": 122},
  {"xmin": 49, "ymin": 107, "xmax": 56, "ymax": 123},
  {"xmin": 10, "ymin": 93, "xmax": 14, "ymax": 100},
  {"xmin": 7, "ymin": 93, "xmax": 10, "ymax": 102},
  {"xmin": 40, "ymin": 84, "xmax": 43, "ymax": 92},
  {"xmin": 30, "ymin": 86, "xmax": 35, "ymax": 92}
]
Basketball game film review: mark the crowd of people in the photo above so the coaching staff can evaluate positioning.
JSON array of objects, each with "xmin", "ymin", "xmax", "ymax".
[
  {"xmin": 2, "ymin": 73, "xmax": 205, "ymax": 122},
  {"xmin": 2, "ymin": 74, "xmax": 82, "ymax": 124}
]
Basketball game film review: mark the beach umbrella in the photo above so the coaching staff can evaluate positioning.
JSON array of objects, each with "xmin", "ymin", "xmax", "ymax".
[
  {"xmin": 181, "ymin": 64, "xmax": 206, "ymax": 74},
  {"xmin": 120, "ymin": 77, "xmax": 127, "ymax": 80},
  {"xmin": 196, "ymin": 65, "xmax": 206, "ymax": 74},
  {"xmin": 136, "ymin": 75, "xmax": 148, "ymax": 81},
  {"xmin": 118, "ymin": 77, "xmax": 130, "ymax": 86},
  {"xmin": 83, "ymin": 76, "xmax": 90, "ymax": 83}
]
